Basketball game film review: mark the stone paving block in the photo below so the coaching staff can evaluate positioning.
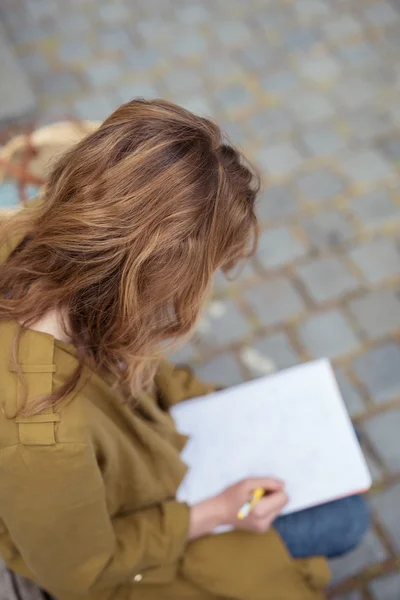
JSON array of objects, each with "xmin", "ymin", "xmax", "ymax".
[
  {"xmin": 176, "ymin": 4, "xmax": 209, "ymax": 24},
  {"xmin": 257, "ymin": 142, "xmax": 303, "ymax": 176},
  {"xmin": 364, "ymin": 2, "xmax": 399, "ymax": 26},
  {"xmin": 350, "ymin": 190, "xmax": 400, "ymax": 230},
  {"xmin": 347, "ymin": 110, "xmax": 392, "ymax": 143},
  {"xmin": 338, "ymin": 150, "xmax": 395, "ymax": 185},
  {"xmin": 297, "ymin": 309, "xmax": 359, "ymax": 359},
  {"xmin": 261, "ymin": 71, "xmax": 299, "ymax": 95},
  {"xmin": 369, "ymin": 572, "xmax": 400, "ymax": 600},
  {"xmin": 353, "ymin": 343, "xmax": 400, "ymax": 403},
  {"xmin": 323, "ymin": 15, "xmax": 362, "ymax": 39},
  {"xmin": 301, "ymin": 210, "xmax": 354, "ymax": 249},
  {"xmin": 40, "ymin": 71, "xmax": 81, "ymax": 96},
  {"xmin": 334, "ymin": 368, "xmax": 366, "ymax": 416},
  {"xmin": 99, "ymin": 30, "xmax": 133, "ymax": 53},
  {"xmin": 128, "ymin": 48, "xmax": 163, "ymax": 71},
  {"xmin": 180, "ymin": 96, "xmax": 214, "ymax": 117},
  {"xmin": 99, "ymin": 2, "xmax": 129, "ymax": 22},
  {"xmin": 217, "ymin": 21, "xmax": 251, "ymax": 45},
  {"xmin": 339, "ymin": 43, "xmax": 380, "ymax": 68},
  {"xmin": 296, "ymin": 169, "xmax": 345, "ymax": 203},
  {"xmin": 329, "ymin": 529, "xmax": 387, "ymax": 584},
  {"xmin": 244, "ymin": 277, "xmax": 305, "ymax": 327},
  {"xmin": 213, "ymin": 262, "xmax": 256, "ymax": 292},
  {"xmin": 240, "ymin": 332, "xmax": 300, "ymax": 377},
  {"xmin": 59, "ymin": 40, "xmax": 91, "ymax": 62},
  {"xmin": 297, "ymin": 257, "xmax": 358, "ymax": 303},
  {"xmin": 349, "ymin": 290, "xmax": 400, "ymax": 339},
  {"xmin": 294, "ymin": 0, "xmax": 331, "ymax": 20},
  {"xmin": 216, "ymin": 83, "xmax": 253, "ymax": 111},
  {"xmin": 257, "ymin": 227, "xmax": 307, "ymax": 269},
  {"xmin": 349, "ymin": 238, "xmax": 400, "ymax": 284},
  {"xmin": 171, "ymin": 33, "xmax": 207, "ymax": 57},
  {"xmin": 288, "ymin": 92, "xmax": 335, "ymax": 124},
  {"xmin": 302, "ymin": 125, "xmax": 346, "ymax": 156},
  {"xmin": 284, "ymin": 28, "xmax": 321, "ymax": 52},
  {"xmin": 334, "ymin": 593, "xmax": 362, "ymax": 600},
  {"xmin": 256, "ymin": 185, "xmax": 298, "ymax": 220},
  {"xmin": 361, "ymin": 444, "xmax": 383, "ymax": 483},
  {"xmin": 73, "ymin": 94, "xmax": 119, "ymax": 120},
  {"xmin": 363, "ymin": 408, "xmax": 400, "ymax": 471},
  {"xmin": 369, "ymin": 483, "xmax": 400, "ymax": 552},
  {"xmin": 87, "ymin": 61, "xmax": 123, "ymax": 86},
  {"xmin": 118, "ymin": 82, "xmax": 159, "ymax": 102},
  {"xmin": 169, "ymin": 342, "xmax": 198, "ymax": 365},
  {"xmin": 163, "ymin": 69, "xmax": 202, "ymax": 94},
  {"xmin": 334, "ymin": 79, "xmax": 377, "ymax": 110},
  {"xmin": 250, "ymin": 108, "xmax": 294, "ymax": 137},
  {"xmin": 197, "ymin": 299, "xmax": 251, "ymax": 346},
  {"xmin": 195, "ymin": 354, "xmax": 244, "ymax": 387},
  {"xmin": 300, "ymin": 56, "xmax": 341, "ymax": 83}
]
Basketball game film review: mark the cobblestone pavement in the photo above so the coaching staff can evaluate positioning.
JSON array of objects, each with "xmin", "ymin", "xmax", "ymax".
[{"xmin": 1, "ymin": 0, "xmax": 400, "ymax": 597}]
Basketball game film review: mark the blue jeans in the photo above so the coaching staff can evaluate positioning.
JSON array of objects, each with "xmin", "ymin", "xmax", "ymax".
[{"xmin": 274, "ymin": 494, "xmax": 370, "ymax": 559}]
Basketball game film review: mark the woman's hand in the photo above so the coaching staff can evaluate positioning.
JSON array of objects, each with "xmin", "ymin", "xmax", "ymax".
[{"xmin": 188, "ymin": 478, "xmax": 288, "ymax": 540}]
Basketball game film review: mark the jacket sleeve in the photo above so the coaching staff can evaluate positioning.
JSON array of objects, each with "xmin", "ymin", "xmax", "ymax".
[
  {"xmin": 0, "ymin": 442, "xmax": 190, "ymax": 595},
  {"xmin": 155, "ymin": 361, "xmax": 217, "ymax": 407}
]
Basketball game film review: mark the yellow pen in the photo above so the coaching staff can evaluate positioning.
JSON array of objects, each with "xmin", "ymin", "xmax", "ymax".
[{"xmin": 237, "ymin": 487, "xmax": 265, "ymax": 520}]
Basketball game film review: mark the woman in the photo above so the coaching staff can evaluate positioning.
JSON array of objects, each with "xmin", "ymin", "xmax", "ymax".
[{"xmin": 0, "ymin": 100, "xmax": 368, "ymax": 600}]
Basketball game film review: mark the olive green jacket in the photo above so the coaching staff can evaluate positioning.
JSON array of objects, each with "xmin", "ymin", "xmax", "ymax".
[{"xmin": 0, "ymin": 321, "xmax": 330, "ymax": 600}]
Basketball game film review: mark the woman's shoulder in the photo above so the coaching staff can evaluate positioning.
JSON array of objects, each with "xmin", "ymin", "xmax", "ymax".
[{"xmin": 0, "ymin": 320, "xmax": 93, "ymax": 452}]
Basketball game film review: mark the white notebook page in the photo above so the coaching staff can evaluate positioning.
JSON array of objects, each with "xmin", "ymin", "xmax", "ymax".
[{"xmin": 172, "ymin": 359, "xmax": 371, "ymax": 516}]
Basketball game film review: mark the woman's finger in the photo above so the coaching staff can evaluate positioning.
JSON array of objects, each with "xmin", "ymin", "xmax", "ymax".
[{"xmin": 251, "ymin": 491, "xmax": 288, "ymax": 518}]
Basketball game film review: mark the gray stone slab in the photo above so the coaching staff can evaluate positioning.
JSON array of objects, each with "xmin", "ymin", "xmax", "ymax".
[
  {"xmin": 369, "ymin": 572, "xmax": 400, "ymax": 600},
  {"xmin": 195, "ymin": 354, "xmax": 244, "ymax": 387},
  {"xmin": 338, "ymin": 150, "xmax": 395, "ymax": 185},
  {"xmin": 302, "ymin": 125, "xmax": 346, "ymax": 156},
  {"xmin": 350, "ymin": 191, "xmax": 400, "ymax": 230},
  {"xmin": 364, "ymin": 2, "xmax": 399, "ymax": 26},
  {"xmin": 296, "ymin": 169, "xmax": 345, "ymax": 202},
  {"xmin": 302, "ymin": 210, "xmax": 354, "ymax": 249},
  {"xmin": 256, "ymin": 185, "xmax": 298, "ymax": 220},
  {"xmin": 257, "ymin": 142, "xmax": 304, "ymax": 176},
  {"xmin": 257, "ymin": 227, "xmax": 307, "ymax": 269},
  {"xmin": 240, "ymin": 332, "xmax": 300, "ymax": 377},
  {"xmin": 369, "ymin": 483, "xmax": 400, "ymax": 552},
  {"xmin": 300, "ymin": 56, "xmax": 341, "ymax": 83},
  {"xmin": 353, "ymin": 343, "xmax": 400, "ymax": 403},
  {"xmin": 244, "ymin": 277, "xmax": 305, "ymax": 327},
  {"xmin": 349, "ymin": 290, "xmax": 400, "ymax": 339},
  {"xmin": 73, "ymin": 94, "xmax": 120, "ymax": 121},
  {"xmin": 329, "ymin": 529, "xmax": 387, "ymax": 584},
  {"xmin": 297, "ymin": 257, "xmax": 359, "ymax": 303},
  {"xmin": 261, "ymin": 71, "xmax": 299, "ymax": 95},
  {"xmin": 323, "ymin": 15, "xmax": 362, "ymax": 39},
  {"xmin": 169, "ymin": 342, "xmax": 198, "ymax": 365},
  {"xmin": 0, "ymin": 23, "xmax": 36, "ymax": 121},
  {"xmin": 349, "ymin": 238, "xmax": 400, "ymax": 284},
  {"xmin": 288, "ymin": 91, "xmax": 335, "ymax": 124},
  {"xmin": 197, "ymin": 299, "xmax": 251, "ymax": 347},
  {"xmin": 333, "ymin": 593, "xmax": 362, "ymax": 600},
  {"xmin": 363, "ymin": 408, "xmax": 400, "ymax": 471},
  {"xmin": 334, "ymin": 79, "xmax": 377, "ymax": 110},
  {"xmin": 298, "ymin": 309, "xmax": 359, "ymax": 359},
  {"xmin": 335, "ymin": 368, "xmax": 366, "ymax": 416}
]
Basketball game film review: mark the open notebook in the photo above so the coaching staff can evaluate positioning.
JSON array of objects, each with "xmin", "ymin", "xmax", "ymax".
[{"xmin": 171, "ymin": 359, "xmax": 371, "ymax": 520}]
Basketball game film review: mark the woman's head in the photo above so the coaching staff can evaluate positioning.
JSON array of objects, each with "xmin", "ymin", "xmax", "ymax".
[{"xmin": 1, "ymin": 99, "xmax": 259, "ymax": 410}]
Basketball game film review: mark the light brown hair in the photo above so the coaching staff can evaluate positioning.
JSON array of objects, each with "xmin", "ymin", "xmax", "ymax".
[{"xmin": 0, "ymin": 99, "xmax": 259, "ymax": 413}]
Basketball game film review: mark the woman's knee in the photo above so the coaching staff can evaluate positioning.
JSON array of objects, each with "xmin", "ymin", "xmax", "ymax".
[{"xmin": 330, "ymin": 495, "xmax": 370, "ymax": 557}]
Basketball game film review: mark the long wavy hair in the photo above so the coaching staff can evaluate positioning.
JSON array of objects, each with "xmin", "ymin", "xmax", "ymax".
[{"xmin": 0, "ymin": 99, "xmax": 259, "ymax": 414}]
